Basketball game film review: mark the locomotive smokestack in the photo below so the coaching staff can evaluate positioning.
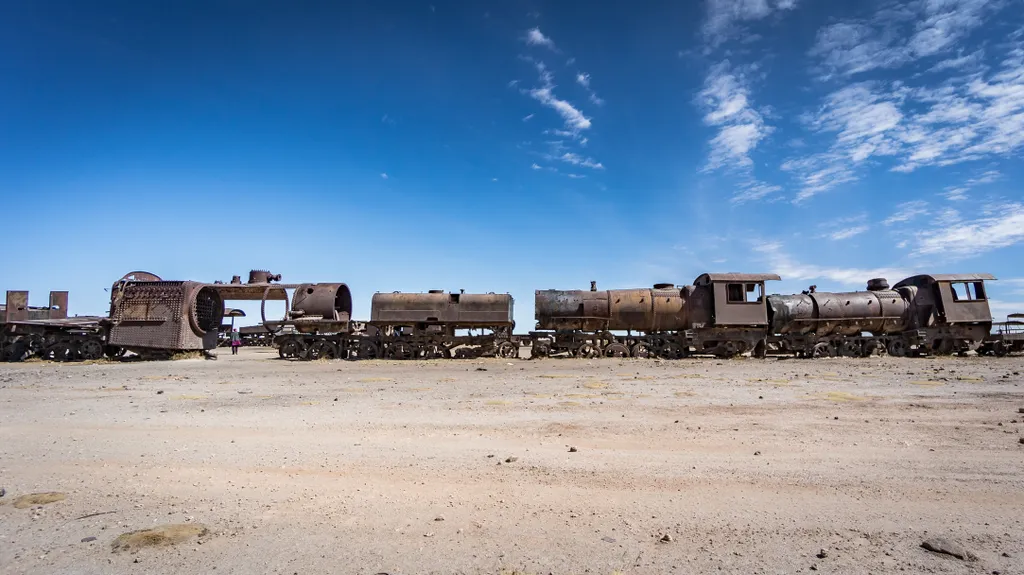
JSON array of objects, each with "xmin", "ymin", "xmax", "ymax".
[
  {"xmin": 590, "ymin": 281, "xmax": 597, "ymax": 292},
  {"xmin": 867, "ymin": 278, "xmax": 889, "ymax": 291}
]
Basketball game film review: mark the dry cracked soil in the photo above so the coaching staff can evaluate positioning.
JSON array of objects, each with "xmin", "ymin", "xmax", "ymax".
[{"xmin": 1, "ymin": 346, "xmax": 1023, "ymax": 574}]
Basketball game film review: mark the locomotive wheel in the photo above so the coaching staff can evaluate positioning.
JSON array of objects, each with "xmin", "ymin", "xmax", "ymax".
[
  {"xmin": 839, "ymin": 340, "xmax": 862, "ymax": 358},
  {"xmin": 604, "ymin": 343, "xmax": 630, "ymax": 358},
  {"xmin": 576, "ymin": 343, "xmax": 599, "ymax": 359},
  {"xmin": 630, "ymin": 342, "xmax": 651, "ymax": 359},
  {"xmin": 354, "ymin": 341, "xmax": 380, "ymax": 360},
  {"xmin": 811, "ymin": 342, "xmax": 832, "ymax": 358},
  {"xmin": 3, "ymin": 341, "xmax": 29, "ymax": 362},
  {"xmin": 659, "ymin": 343, "xmax": 687, "ymax": 360},
  {"xmin": 993, "ymin": 342, "xmax": 1008, "ymax": 357},
  {"xmin": 79, "ymin": 339, "xmax": 104, "ymax": 361},
  {"xmin": 278, "ymin": 338, "xmax": 307, "ymax": 360},
  {"xmin": 496, "ymin": 341, "xmax": 518, "ymax": 359},
  {"xmin": 454, "ymin": 347, "xmax": 479, "ymax": 359},
  {"xmin": 423, "ymin": 344, "xmax": 451, "ymax": 359},
  {"xmin": 308, "ymin": 340, "xmax": 339, "ymax": 360},
  {"xmin": 47, "ymin": 343, "xmax": 74, "ymax": 362},
  {"xmin": 387, "ymin": 342, "xmax": 414, "ymax": 360},
  {"xmin": 531, "ymin": 344, "xmax": 550, "ymax": 359},
  {"xmin": 886, "ymin": 339, "xmax": 906, "ymax": 358}
]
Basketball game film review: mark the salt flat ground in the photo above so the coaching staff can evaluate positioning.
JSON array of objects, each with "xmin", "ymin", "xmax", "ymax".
[{"xmin": 1, "ymin": 347, "xmax": 1022, "ymax": 575}]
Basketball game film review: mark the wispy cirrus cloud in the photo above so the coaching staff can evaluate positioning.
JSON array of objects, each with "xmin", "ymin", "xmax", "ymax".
[
  {"xmin": 786, "ymin": 39, "xmax": 1024, "ymax": 200},
  {"xmin": 703, "ymin": 0, "xmax": 800, "ymax": 47},
  {"xmin": 754, "ymin": 241, "xmax": 909, "ymax": 286},
  {"xmin": 699, "ymin": 61, "xmax": 772, "ymax": 171},
  {"xmin": 810, "ymin": 0, "xmax": 1003, "ymax": 78},
  {"xmin": 912, "ymin": 201, "xmax": 1024, "ymax": 259},
  {"xmin": 522, "ymin": 60, "xmax": 592, "ymax": 131},
  {"xmin": 524, "ymin": 28, "xmax": 556, "ymax": 50},
  {"xmin": 576, "ymin": 72, "xmax": 604, "ymax": 105},
  {"xmin": 883, "ymin": 200, "xmax": 929, "ymax": 225}
]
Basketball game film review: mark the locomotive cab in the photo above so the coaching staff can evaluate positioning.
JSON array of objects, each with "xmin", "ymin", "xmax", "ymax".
[
  {"xmin": 892, "ymin": 273, "xmax": 996, "ymax": 354},
  {"xmin": 692, "ymin": 273, "xmax": 780, "ymax": 327}
]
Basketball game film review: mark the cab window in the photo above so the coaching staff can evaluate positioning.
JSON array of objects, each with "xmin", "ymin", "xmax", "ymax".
[
  {"xmin": 726, "ymin": 283, "xmax": 763, "ymax": 304},
  {"xmin": 950, "ymin": 281, "xmax": 986, "ymax": 301}
]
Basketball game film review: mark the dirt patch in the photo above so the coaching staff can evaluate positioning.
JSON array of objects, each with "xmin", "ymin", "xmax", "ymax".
[
  {"xmin": 111, "ymin": 524, "xmax": 209, "ymax": 553},
  {"xmin": 12, "ymin": 492, "xmax": 66, "ymax": 509}
]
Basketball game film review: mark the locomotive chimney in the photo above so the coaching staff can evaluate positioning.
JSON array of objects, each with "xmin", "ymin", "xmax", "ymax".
[
  {"xmin": 867, "ymin": 278, "xmax": 889, "ymax": 291},
  {"xmin": 590, "ymin": 281, "xmax": 597, "ymax": 292},
  {"xmin": 230, "ymin": 275, "xmax": 242, "ymax": 284}
]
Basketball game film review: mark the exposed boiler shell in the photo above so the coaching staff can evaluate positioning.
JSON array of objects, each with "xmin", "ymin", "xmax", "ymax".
[
  {"xmin": 767, "ymin": 290, "xmax": 910, "ymax": 336},
  {"xmin": 535, "ymin": 286, "xmax": 689, "ymax": 332}
]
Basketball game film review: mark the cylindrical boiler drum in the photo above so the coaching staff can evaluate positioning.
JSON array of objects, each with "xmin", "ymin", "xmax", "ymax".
[
  {"xmin": 292, "ymin": 283, "xmax": 353, "ymax": 320},
  {"xmin": 607, "ymin": 289, "xmax": 653, "ymax": 331},
  {"xmin": 534, "ymin": 290, "xmax": 610, "ymax": 331},
  {"xmin": 766, "ymin": 294, "xmax": 817, "ymax": 335},
  {"xmin": 809, "ymin": 290, "xmax": 909, "ymax": 335},
  {"xmin": 650, "ymin": 287, "xmax": 688, "ymax": 331}
]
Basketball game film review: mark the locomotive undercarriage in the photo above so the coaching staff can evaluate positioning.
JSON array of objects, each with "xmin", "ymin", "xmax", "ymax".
[
  {"xmin": 1, "ymin": 329, "xmax": 120, "ymax": 363},
  {"xmin": 274, "ymin": 325, "xmax": 518, "ymax": 361},
  {"xmin": 527, "ymin": 328, "xmax": 767, "ymax": 359},
  {"xmin": 770, "ymin": 325, "xmax": 991, "ymax": 358}
]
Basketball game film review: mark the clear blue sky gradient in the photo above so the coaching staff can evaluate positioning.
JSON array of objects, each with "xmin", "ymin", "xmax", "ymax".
[{"xmin": 2, "ymin": 0, "xmax": 1023, "ymax": 327}]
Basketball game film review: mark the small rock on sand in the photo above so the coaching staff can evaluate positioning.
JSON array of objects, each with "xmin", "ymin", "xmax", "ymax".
[{"xmin": 921, "ymin": 538, "xmax": 977, "ymax": 561}]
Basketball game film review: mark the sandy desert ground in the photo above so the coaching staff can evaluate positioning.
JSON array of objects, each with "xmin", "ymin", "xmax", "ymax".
[{"xmin": 1, "ymin": 347, "xmax": 1023, "ymax": 574}]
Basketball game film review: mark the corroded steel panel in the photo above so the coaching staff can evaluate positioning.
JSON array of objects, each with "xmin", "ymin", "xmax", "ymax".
[
  {"xmin": 48, "ymin": 292, "xmax": 69, "ymax": 320},
  {"xmin": 4, "ymin": 291, "xmax": 28, "ymax": 323},
  {"xmin": 108, "ymin": 281, "xmax": 223, "ymax": 351},
  {"xmin": 292, "ymin": 283, "xmax": 352, "ymax": 321},
  {"xmin": 371, "ymin": 292, "xmax": 513, "ymax": 326}
]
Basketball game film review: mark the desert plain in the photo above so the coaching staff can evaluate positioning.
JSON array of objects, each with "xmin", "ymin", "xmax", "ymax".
[{"xmin": 1, "ymin": 347, "xmax": 1023, "ymax": 574}]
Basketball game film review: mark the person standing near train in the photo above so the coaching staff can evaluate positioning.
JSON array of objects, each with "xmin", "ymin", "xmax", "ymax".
[{"xmin": 230, "ymin": 329, "xmax": 241, "ymax": 355}]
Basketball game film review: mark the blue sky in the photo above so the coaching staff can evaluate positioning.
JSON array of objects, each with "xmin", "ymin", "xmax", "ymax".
[{"xmin": 2, "ymin": 0, "xmax": 1023, "ymax": 328}]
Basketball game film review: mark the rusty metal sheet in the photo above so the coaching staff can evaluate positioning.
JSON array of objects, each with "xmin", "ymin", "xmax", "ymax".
[
  {"xmin": 108, "ymin": 281, "xmax": 223, "ymax": 351},
  {"xmin": 48, "ymin": 291, "xmax": 68, "ymax": 320},
  {"xmin": 4, "ymin": 291, "xmax": 28, "ymax": 323},
  {"xmin": 372, "ymin": 292, "xmax": 512, "ymax": 327},
  {"xmin": 292, "ymin": 283, "xmax": 352, "ymax": 321},
  {"xmin": 694, "ymin": 273, "xmax": 782, "ymax": 285},
  {"xmin": 209, "ymin": 284, "xmax": 291, "ymax": 301}
]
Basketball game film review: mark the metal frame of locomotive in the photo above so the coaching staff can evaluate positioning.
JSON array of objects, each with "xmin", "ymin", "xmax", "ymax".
[
  {"xmin": 530, "ymin": 274, "xmax": 781, "ymax": 359},
  {"xmin": 223, "ymin": 273, "xmax": 518, "ymax": 361}
]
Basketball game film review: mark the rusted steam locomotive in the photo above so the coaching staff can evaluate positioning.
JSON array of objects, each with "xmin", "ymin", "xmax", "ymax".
[
  {"xmin": 531, "ymin": 273, "xmax": 1000, "ymax": 359},
  {"xmin": 264, "ymin": 286, "xmax": 517, "ymax": 360}
]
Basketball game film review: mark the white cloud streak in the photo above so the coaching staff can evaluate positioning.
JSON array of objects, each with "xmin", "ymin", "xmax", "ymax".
[
  {"xmin": 912, "ymin": 202, "xmax": 1024, "ymax": 259},
  {"xmin": 755, "ymin": 241, "xmax": 908, "ymax": 286},
  {"xmin": 703, "ymin": 0, "xmax": 800, "ymax": 46},
  {"xmin": 883, "ymin": 200, "xmax": 929, "ymax": 225},
  {"xmin": 810, "ymin": 0, "xmax": 1002, "ymax": 78},
  {"xmin": 525, "ymin": 28, "xmax": 556, "ymax": 50},
  {"xmin": 699, "ymin": 61, "xmax": 771, "ymax": 171}
]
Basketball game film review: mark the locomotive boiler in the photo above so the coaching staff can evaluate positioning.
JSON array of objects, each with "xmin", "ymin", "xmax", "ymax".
[
  {"xmin": 531, "ymin": 273, "xmax": 781, "ymax": 358},
  {"xmin": 107, "ymin": 279, "xmax": 225, "ymax": 357}
]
